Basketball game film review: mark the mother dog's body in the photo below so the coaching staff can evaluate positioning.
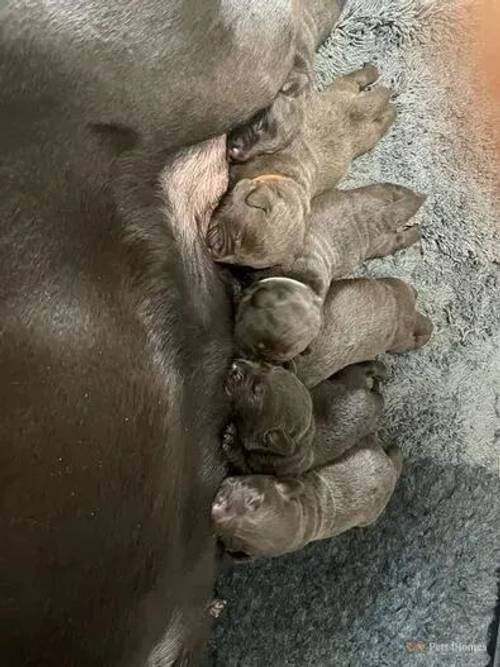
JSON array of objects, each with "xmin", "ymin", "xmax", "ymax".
[{"xmin": 0, "ymin": 1, "xmax": 298, "ymax": 664}]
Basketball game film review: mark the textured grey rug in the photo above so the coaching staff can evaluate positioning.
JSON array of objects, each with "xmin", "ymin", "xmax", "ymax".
[{"xmin": 205, "ymin": 1, "xmax": 500, "ymax": 665}]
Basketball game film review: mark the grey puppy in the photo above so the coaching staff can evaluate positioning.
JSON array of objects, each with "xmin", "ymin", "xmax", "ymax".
[
  {"xmin": 228, "ymin": 0, "xmax": 345, "ymax": 163},
  {"xmin": 235, "ymin": 184, "xmax": 426, "ymax": 363},
  {"xmin": 238, "ymin": 276, "xmax": 433, "ymax": 384},
  {"xmin": 208, "ymin": 66, "xmax": 396, "ymax": 268},
  {"xmin": 212, "ymin": 436, "xmax": 403, "ymax": 559},
  {"xmin": 297, "ymin": 278, "xmax": 433, "ymax": 387},
  {"xmin": 222, "ymin": 359, "xmax": 385, "ymax": 476}
]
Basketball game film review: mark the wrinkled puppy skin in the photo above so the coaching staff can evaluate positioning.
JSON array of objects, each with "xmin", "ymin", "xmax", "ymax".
[
  {"xmin": 223, "ymin": 358, "xmax": 316, "ymax": 476},
  {"xmin": 236, "ymin": 277, "xmax": 323, "ymax": 362},
  {"xmin": 223, "ymin": 360, "xmax": 385, "ymax": 476},
  {"xmin": 227, "ymin": 0, "xmax": 345, "ymax": 163},
  {"xmin": 295, "ymin": 278, "xmax": 433, "ymax": 388},
  {"xmin": 310, "ymin": 361, "xmax": 386, "ymax": 464},
  {"xmin": 208, "ymin": 66, "xmax": 396, "ymax": 269},
  {"xmin": 235, "ymin": 184, "xmax": 425, "ymax": 361},
  {"xmin": 212, "ymin": 436, "xmax": 403, "ymax": 559}
]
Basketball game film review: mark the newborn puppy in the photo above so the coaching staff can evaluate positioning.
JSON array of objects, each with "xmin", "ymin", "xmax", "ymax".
[
  {"xmin": 295, "ymin": 278, "xmax": 433, "ymax": 387},
  {"xmin": 208, "ymin": 66, "xmax": 396, "ymax": 268},
  {"xmin": 223, "ymin": 358, "xmax": 315, "ymax": 476},
  {"xmin": 228, "ymin": 0, "xmax": 344, "ymax": 163},
  {"xmin": 212, "ymin": 436, "xmax": 402, "ymax": 559},
  {"xmin": 235, "ymin": 184, "xmax": 426, "ymax": 362},
  {"xmin": 237, "ymin": 276, "xmax": 433, "ymax": 382},
  {"xmin": 260, "ymin": 184, "xmax": 425, "ymax": 297},
  {"xmin": 223, "ymin": 360, "xmax": 385, "ymax": 476}
]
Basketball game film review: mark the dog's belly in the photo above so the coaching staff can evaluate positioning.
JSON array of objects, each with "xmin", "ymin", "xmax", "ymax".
[
  {"xmin": 0, "ymin": 0, "xmax": 299, "ymax": 660},
  {"xmin": 0, "ymin": 134, "xmax": 232, "ymax": 666}
]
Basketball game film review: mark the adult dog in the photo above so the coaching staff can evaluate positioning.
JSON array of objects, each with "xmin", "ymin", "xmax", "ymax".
[{"xmin": 0, "ymin": 1, "xmax": 307, "ymax": 664}]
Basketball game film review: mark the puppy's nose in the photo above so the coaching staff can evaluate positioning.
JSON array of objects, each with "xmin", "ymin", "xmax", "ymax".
[
  {"xmin": 228, "ymin": 144, "xmax": 242, "ymax": 161},
  {"xmin": 229, "ymin": 362, "xmax": 245, "ymax": 385},
  {"xmin": 225, "ymin": 362, "xmax": 247, "ymax": 395}
]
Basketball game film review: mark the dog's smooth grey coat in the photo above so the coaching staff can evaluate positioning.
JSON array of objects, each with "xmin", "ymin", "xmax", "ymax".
[
  {"xmin": 0, "ymin": 1, "xmax": 300, "ymax": 664},
  {"xmin": 235, "ymin": 184, "xmax": 425, "ymax": 361},
  {"xmin": 222, "ymin": 360, "xmax": 385, "ymax": 476},
  {"xmin": 295, "ymin": 277, "xmax": 433, "ymax": 387},
  {"xmin": 208, "ymin": 66, "xmax": 396, "ymax": 268},
  {"xmin": 212, "ymin": 436, "xmax": 403, "ymax": 559}
]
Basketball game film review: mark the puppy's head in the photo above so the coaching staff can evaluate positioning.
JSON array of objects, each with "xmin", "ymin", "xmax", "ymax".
[
  {"xmin": 227, "ymin": 93, "xmax": 305, "ymax": 163},
  {"xmin": 225, "ymin": 358, "xmax": 313, "ymax": 455},
  {"xmin": 235, "ymin": 278, "xmax": 322, "ymax": 361},
  {"xmin": 212, "ymin": 475, "xmax": 305, "ymax": 558},
  {"xmin": 206, "ymin": 178, "xmax": 304, "ymax": 269}
]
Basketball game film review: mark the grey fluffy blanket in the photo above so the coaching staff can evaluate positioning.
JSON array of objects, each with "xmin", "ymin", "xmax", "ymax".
[{"xmin": 205, "ymin": 1, "xmax": 500, "ymax": 665}]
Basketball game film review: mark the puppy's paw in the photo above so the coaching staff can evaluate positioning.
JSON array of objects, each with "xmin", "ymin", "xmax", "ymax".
[
  {"xmin": 350, "ymin": 85, "xmax": 392, "ymax": 120},
  {"xmin": 413, "ymin": 313, "xmax": 433, "ymax": 349},
  {"xmin": 392, "ymin": 225, "xmax": 422, "ymax": 252},
  {"xmin": 338, "ymin": 64, "xmax": 380, "ymax": 92},
  {"xmin": 374, "ymin": 101, "xmax": 397, "ymax": 135},
  {"xmin": 364, "ymin": 360, "xmax": 389, "ymax": 385},
  {"xmin": 336, "ymin": 361, "xmax": 388, "ymax": 390},
  {"xmin": 348, "ymin": 83, "xmax": 396, "ymax": 156}
]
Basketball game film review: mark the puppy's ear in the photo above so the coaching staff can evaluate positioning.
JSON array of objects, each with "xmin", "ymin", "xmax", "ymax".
[
  {"xmin": 276, "ymin": 478, "xmax": 305, "ymax": 500},
  {"xmin": 245, "ymin": 185, "xmax": 273, "ymax": 213},
  {"xmin": 263, "ymin": 429, "xmax": 295, "ymax": 455},
  {"xmin": 352, "ymin": 184, "xmax": 426, "ymax": 229}
]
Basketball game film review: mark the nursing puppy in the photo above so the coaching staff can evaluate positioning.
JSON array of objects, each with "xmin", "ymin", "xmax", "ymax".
[
  {"xmin": 297, "ymin": 278, "xmax": 433, "ymax": 387},
  {"xmin": 212, "ymin": 436, "xmax": 403, "ymax": 559},
  {"xmin": 208, "ymin": 66, "xmax": 396, "ymax": 268},
  {"xmin": 222, "ymin": 359, "xmax": 385, "ymax": 476},
  {"xmin": 238, "ymin": 276, "xmax": 433, "ymax": 385},
  {"xmin": 228, "ymin": 0, "xmax": 345, "ymax": 163},
  {"xmin": 235, "ymin": 184, "xmax": 426, "ymax": 362}
]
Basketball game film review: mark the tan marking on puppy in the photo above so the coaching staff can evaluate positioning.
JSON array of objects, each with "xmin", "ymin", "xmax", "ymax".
[
  {"xmin": 212, "ymin": 437, "xmax": 402, "ymax": 559},
  {"xmin": 251, "ymin": 173, "xmax": 294, "ymax": 184}
]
